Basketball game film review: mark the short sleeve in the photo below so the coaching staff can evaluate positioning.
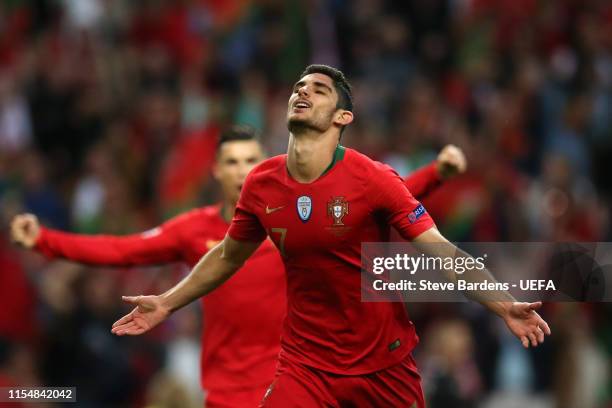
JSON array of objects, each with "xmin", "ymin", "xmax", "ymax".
[
  {"xmin": 227, "ymin": 172, "xmax": 268, "ymax": 243},
  {"xmin": 368, "ymin": 162, "xmax": 435, "ymax": 240}
]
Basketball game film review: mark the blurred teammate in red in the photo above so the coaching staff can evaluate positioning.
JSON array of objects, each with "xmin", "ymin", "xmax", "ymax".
[
  {"xmin": 107, "ymin": 66, "xmax": 550, "ymax": 407},
  {"xmin": 11, "ymin": 126, "xmax": 466, "ymax": 407}
]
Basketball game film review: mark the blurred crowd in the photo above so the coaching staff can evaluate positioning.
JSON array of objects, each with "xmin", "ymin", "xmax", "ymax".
[{"xmin": 0, "ymin": 0, "xmax": 611, "ymax": 407}]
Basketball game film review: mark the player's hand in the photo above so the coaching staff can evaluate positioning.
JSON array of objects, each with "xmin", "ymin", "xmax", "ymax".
[
  {"xmin": 502, "ymin": 301, "xmax": 551, "ymax": 348},
  {"xmin": 111, "ymin": 295, "xmax": 170, "ymax": 336},
  {"xmin": 436, "ymin": 144, "xmax": 467, "ymax": 180},
  {"xmin": 10, "ymin": 213, "xmax": 41, "ymax": 249}
]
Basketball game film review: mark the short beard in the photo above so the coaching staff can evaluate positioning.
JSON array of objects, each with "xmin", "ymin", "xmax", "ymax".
[
  {"xmin": 287, "ymin": 117, "xmax": 316, "ymax": 134},
  {"xmin": 287, "ymin": 110, "xmax": 334, "ymax": 134}
]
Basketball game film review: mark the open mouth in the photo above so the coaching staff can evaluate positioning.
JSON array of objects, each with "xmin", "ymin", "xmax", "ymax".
[{"xmin": 293, "ymin": 100, "xmax": 311, "ymax": 110}]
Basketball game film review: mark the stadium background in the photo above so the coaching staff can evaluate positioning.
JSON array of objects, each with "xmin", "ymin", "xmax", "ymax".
[{"xmin": 0, "ymin": 0, "xmax": 610, "ymax": 407}]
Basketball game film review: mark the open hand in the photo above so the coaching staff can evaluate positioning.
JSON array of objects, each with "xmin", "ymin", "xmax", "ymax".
[
  {"xmin": 111, "ymin": 295, "xmax": 170, "ymax": 336},
  {"xmin": 503, "ymin": 301, "xmax": 551, "ymax": 348}
]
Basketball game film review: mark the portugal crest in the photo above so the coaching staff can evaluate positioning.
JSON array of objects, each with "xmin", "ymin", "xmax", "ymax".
[
  {"xmin": 327, "ymin": 197, "xmax": 349, "ymax": 226},
  {"xmin": 296, "ymin": 195, "xmax": 312, "ymax": 222}
]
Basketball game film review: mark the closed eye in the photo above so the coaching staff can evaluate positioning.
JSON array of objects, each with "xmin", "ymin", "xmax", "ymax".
[{"xmin": 293, "ymin": 81, "xmax": 305, "ymax": 93}]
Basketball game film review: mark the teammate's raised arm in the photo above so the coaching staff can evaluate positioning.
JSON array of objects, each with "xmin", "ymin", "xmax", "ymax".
[
  {"xmin": 404, "ymin": 144, "xmax": 467, "ymax": 199},
  {"xmin": 112, "ymin": 234, "xmax": 262, "ymax": 335},
  {"xmin": 10, "ymin": 212, "xmax": 189, "ymax": 266}
]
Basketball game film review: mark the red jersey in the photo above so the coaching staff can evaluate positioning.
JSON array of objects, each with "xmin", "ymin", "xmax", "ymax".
[
  {"xmin": 34, "ymin": 160, "xmax": 440, "ymax": 389},
  {"xmin": 36, "ymin": 205, "xmax": 286, "ymax": 392},
  {"xmin": 228, "ymin": 147, "xmax": 435, "ymax": 375}
]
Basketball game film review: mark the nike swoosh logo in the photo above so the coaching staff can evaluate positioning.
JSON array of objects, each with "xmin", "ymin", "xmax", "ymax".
[{"xmin": 265, "ymin": 205, "xmax": 285, "ymax": 214}]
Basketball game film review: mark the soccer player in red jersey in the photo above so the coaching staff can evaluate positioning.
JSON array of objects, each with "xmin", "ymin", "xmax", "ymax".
[
  {"xmin": 10, "ymin": 125, "xmax": 465, "ymax": 407},
  {"xmin": 108, "ymin": 65, "xmax": 551, "ymax": 406}
]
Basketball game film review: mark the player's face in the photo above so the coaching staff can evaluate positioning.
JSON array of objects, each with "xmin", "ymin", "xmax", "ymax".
[
  {"xmin": 287, "ymin": 73, "xmax": 339, "ymax": 133},
  {"xmin": 214, "ymin": 140, "xmax": 264, "ymax": 203}
]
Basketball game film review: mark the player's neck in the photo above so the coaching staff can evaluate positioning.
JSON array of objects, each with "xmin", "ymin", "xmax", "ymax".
[{"xmin": 287, "ymin": 131, "xmax": 338, "ymax": 183}]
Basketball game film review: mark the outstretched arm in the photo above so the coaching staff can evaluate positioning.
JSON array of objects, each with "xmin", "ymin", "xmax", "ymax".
[
  {"xmin": 111, "ymin": 166, "xmax": 275, "ymax": 336},
  {"xmin": 11, "ymin": 213, "xmax": 187, "ymax": 266},
  {"xmin": 111, "ymin": 235, "xmax": 261, "ymax": 335},
  {"xmin": 413, "ymin": 227, "xmax": 551, "ymax": 348},
  {"xmin": 404, "ymin": 144, "xmax": 466, "ymax": 199},
  {"xmin": 371, "ymin": 161, "xmax": 550, "ymax": 349}
]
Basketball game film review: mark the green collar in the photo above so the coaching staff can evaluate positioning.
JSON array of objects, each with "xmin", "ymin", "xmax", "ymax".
[{"xmin": 321, "ymin": 145, "xmax": 346, "ymax": 176}]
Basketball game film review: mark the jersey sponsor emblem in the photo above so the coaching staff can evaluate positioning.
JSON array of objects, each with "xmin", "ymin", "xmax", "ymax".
[
  {"xmin": 296, "ymin": 196, "xmax": 312, "ymax": 222},
  {"xmin": 327, "ymin": 197, "xmax": 349, "ymax": 226},
  {"xmin": 265, "ymin": 205, "xmax": 285, "ymax": 214},
  {"xmin": 408, "ymin": 203, "xmax": 426, "ymax": 224}
]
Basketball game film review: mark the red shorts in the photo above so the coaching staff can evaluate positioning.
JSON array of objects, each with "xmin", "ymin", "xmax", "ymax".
[
  {"xmin": 205, "ymin": 384, "xmax": 268, "ymax": 408},
  {"xmin": 260, "ymin": 354, "xmax": 424, "ymax": 407}
]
